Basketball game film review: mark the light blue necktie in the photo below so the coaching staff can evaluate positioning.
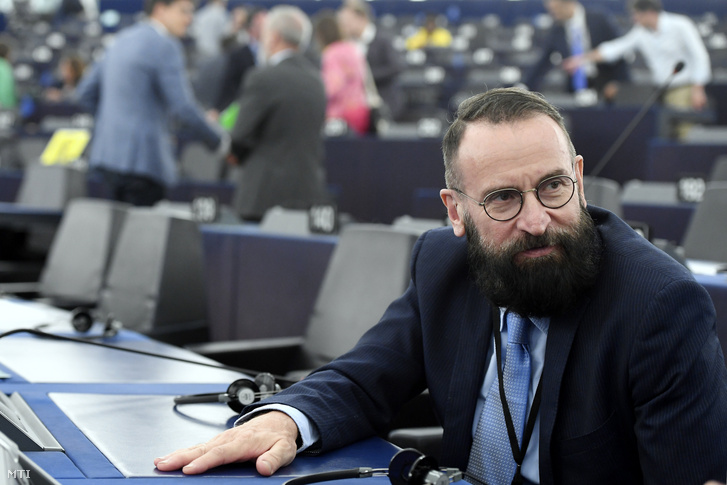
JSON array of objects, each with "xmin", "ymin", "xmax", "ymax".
[
  {"xmin": 570, "ymin": 25, "xmax": 588, "ymax": 92},
  {"xmin": 467, "ymin": 312, "xmax": 531, "ymax": 485}
]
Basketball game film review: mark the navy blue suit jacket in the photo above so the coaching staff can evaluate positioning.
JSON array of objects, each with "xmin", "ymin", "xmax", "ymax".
[
  {"xmin": 249, "ymin": 207, "xmax": 727, "ymax": 484},
  {"xmin": 524, "ymin": 10, "xmax": 630, "ymax": 93}
]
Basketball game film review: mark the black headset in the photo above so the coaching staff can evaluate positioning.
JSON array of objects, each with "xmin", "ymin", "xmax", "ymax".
[
  {"xmin": 282, "ymin": 448, "xmax": 463, "ymax": 485},
  {"xmin": 173, "ymin": 372, "xmax": 282, "ymax": 413}
]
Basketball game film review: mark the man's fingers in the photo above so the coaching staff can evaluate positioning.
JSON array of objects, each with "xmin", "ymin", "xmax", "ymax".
[
  {"xmin": 256, "ymin": 438, "xmax": 298, "ymax": 476},
  {"xmin": 154, "ymin": 443, "xmax": 210, "ymax": 472},
  {"xmin": 155, "ymin": 411, "xmax": 300, "ymax": 475}
]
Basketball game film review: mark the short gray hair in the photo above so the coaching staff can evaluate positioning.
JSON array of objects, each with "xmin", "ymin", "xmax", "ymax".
[
  {"xmin": 266, "ymin": 5, "xmax": 312, "ymax": 51},
  {"xmin": 442, "ymin": 88, "xmax": 576, "ymax": 188}
]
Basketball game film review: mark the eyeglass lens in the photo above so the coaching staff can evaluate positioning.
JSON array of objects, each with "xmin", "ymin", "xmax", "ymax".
[{"xmin": 484, "ymin": 175, "xmax": 575, "ymax": 220}]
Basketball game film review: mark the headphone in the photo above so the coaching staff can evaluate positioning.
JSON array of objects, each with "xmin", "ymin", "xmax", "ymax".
[
  {"xmin": 282, "ymin": 448, "xmax": 463, "ymax": 485},
  {"xmin": 173, "ymin": 372, "xmax": 282, "ymax": 413},
  {"xmin": 69, "ymin": 307, "xmax": 122, "ymax": 338}
]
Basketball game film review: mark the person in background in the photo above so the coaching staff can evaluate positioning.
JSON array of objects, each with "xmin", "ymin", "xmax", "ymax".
[
  {"xmin": 75, "ymin": 0, "xmax": 228, "ymax": 206},
  {"xmin": 44, "ymin": 53, "xmax": 86, "ymax": 102},
  {"xmin": 314, "ymin": 10, "xmax": 369, "ymax": 135},
  {"xmin": 522, "ymin": 0, "xmax": 629, "ymax": 101},
  {"xmin": 337, "ymin": 0, "xmax": 404, "ymax": 125},
  {"xmin": 405, "ymin": 12, "xmax": 453, "ymax": 51},
  {"xmin": 188, "ymin": 0, "xmax": 232, "ymax": 62},
  {"xmin": 563, "ymin": 0, "xmax": 710, "ymax": 136},
  {"xmin": 211, "ymin": 5, "xmax": 267, "ymax": 114},
  {"xmin": 223, "ymin": 5, "xmax": 328, "ymax": 222},
  {"xmin": 155, "ymin": 87, "xmax": 727, "ymax": 485},
  {"xmin": 0, "ymin": 39, "xmax": 16, "ymax": 109}
]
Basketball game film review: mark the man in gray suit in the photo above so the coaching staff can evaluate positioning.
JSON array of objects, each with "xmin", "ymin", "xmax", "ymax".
[
  {"xmin": 227, "ymin": 5, "xmax": 328, "ymax": 222},
  {"xmin": 75, "ymin": 0, "xmax": 228, "ymax": 206}
]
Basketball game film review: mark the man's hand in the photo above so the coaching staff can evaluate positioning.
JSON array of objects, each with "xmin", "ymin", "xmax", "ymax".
[
  {"xmin": 561, "ymin": 55, "xmax": 584, "ymax": 75},
  {"xmin": 691, "ymin": 84, "xmax": 707, "ymax": 111},
  {"xmin": 154, "ymin": 411, "xmax": 300, "ymax": 475}
]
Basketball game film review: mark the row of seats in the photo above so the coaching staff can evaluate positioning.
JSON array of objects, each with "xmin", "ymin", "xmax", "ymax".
[
  {"xmin": 584, "ymin": 160, "xmax": 727, "ymax": 265},
  {"xmin": 0, "ymin": 197, "xmax": 209, "ymax": 345}
]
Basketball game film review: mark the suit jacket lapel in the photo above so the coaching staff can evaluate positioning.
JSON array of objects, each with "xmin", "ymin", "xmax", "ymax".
[
  {"xmin": 440, "ymin": 286, "xmax": 493, "ymax": 471},
  {"xmin": 537, "ymin": 299, "xmax": 589, "ymax": 485}
]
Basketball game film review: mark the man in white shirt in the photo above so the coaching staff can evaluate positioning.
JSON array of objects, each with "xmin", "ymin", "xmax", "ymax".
[{"xmin": 563, "ymin": 0, "xmax": 711, "ymax": 117}]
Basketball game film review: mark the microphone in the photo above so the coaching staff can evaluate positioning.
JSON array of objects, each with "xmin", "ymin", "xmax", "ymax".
[{"xmin": 587, "ymin": 61, "xmax": 685, "ymax": 180}]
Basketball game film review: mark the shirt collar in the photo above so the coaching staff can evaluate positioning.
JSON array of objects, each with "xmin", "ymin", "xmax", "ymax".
[
  {"xmin": 361, "ymin": 23, "xmax": 376, "ymax": 45},
  {"xmin": 499, "ymin": 307, "xmax": 550, "ymax": 335},
  {"xmin": 148, "ymin": 18, "xmax": 170, "ymax": 37},
  {"xmin": 564, "ymin": 3, "xmax": 586, "ymax": 33},
  {"xmin": 267, "ymin": 48, "xmax": 295, "ymax": 67}
]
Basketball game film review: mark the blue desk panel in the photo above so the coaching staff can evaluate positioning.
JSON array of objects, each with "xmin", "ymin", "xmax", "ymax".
[
  {"xmin": 646, "ymin": 141, "xmax": 727, "ymax": 182},
  {"xmin": 622, "ymin": 201, "xmax": 696, "ymax": 245},
  {"xmin": 201, "ymin": 225, "xmax": 337, "ymax": 341},
  {"xmin": 0, "ymin": 201, "xmax": 63, "ymax": 226},
  {"xmin": 696, "ymin": 273, "xmax": 727, "ymax": 363},
  {"xmin": 0, "ymin": 299, "xmax": 399, "ymax": 483}
]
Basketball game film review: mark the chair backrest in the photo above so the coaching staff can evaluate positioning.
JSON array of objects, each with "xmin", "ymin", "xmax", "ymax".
[
  {"xmin": 682, "ymin": 182, "xmax": 727, "ymax": 263},
  {"xmin": 621, "ymin": 180, "xmax": 679, "ymax": 205},
  {"xmin": 710, "ymin": 156, "xmax": 727, "ymax": 182},
  {"xmin": 583, "ymin": 176, "xmax": 622, "ymax": 217},
  {"xmin": 259, "ymin": 207, "xmax": 311, "ymax": 236},
  {"xmin": 98, "ymin": 208, "xmax": 208, "ymax": 342},
  {"xmin": 39, "ymin": 198, "xmax": 129, "ymax": 306},
  {"xmin": 16, "ymin": 164, "xmax": 87, "ymax": 209},
  {"xmin": 302, "ymin": 223, "xmax": 424, "ymax": 368},
  {"xmin": 179, "ymin": 141, "xmax": 221, "ymax": 182}
]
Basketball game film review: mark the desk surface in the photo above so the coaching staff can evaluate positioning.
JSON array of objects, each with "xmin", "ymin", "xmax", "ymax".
[
  {"xmin": 0, "ymin": 298, "xmax": 399, "ymax": 483},
  {"xmin": 0, "ymin": 201, "xmax": 63, "ymax": 226}
]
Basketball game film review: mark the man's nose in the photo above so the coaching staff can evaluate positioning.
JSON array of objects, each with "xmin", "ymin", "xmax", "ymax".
[{"xmin": 515, "ymin": 190, "xmax": 550, "ymax": 236}]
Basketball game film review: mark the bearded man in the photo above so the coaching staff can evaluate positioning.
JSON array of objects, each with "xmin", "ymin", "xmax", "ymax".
[{"xmin": 156, "ymin": 88, "xmax": 727, "ymax": 485}]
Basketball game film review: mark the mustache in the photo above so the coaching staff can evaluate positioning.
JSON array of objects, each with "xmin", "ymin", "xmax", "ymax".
[{"xmin": 499, "ymin": 229, "xmax": 567, "ymax": 260}]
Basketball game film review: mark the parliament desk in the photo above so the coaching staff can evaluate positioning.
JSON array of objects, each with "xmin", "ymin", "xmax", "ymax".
[
  {"xmin": 645, "ymin": 140, "xmax": 727, "ymax": 182},
  {"xmin": 621, "ymin": 201, "xmax": 696, "ymax": 245},
  {"xmin": 0, "ymin": 202, "xmax": 63, "ymax": 227},
  {"xmin": 0, "ymin": 298, "xmax": 399, "ymax": 484},
  {"xmin": 198, "ymin": 225, "xmax": 727, "ymax": 364},
  {"xmin": 200, "ymin": 225, "xmax": 338, "ymax": 342}
]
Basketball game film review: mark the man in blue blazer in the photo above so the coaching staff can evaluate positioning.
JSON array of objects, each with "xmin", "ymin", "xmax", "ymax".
[
  {"xmin": 75, "ymin": 0, "xmax": 227, "ymax": 206},
  {"xmin": 523, "ymin": 0, "xmax": 629, "ymax": 100},
  {"xmin": 156, "ymin": 88, "xmax": 727, "ymax": 484}
]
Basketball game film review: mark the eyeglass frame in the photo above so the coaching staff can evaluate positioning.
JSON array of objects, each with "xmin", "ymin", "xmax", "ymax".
[{"xmin": 451, "ymin": 173, "xmax": 579, "ymax": 222}]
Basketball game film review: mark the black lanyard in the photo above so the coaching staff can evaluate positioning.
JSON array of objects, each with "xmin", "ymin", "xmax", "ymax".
[{"xmin": 492, "ymin": 310, "xmax": 543, "ymax": 485}]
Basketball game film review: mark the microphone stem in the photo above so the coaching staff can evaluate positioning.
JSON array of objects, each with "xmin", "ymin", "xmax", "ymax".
[{"xmin": 589, "ymin": 71, "xmax": 679, "ymax": 179}]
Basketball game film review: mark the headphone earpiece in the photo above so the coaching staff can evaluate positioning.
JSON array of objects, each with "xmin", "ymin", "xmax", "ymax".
[
  {"xmin": 174, "ymin": 372, "xmax": 282, "ymax": 412},
  {"xmin": 281, "ymin": 448, "xmax": 463, "ymax": 485},
  {"xmin": 70, "ymin": 307, "xmax": 94, "ymax": 333},
  {"xmin": 389, "ymin": 449, "xmax": 442, "ymax": 485},
  {"xmin": 70, "ymin": 308, "xmax": 121, "ymax": 338}
]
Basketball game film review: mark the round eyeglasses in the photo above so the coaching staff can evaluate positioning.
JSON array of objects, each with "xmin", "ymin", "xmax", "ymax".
[{"xmin": 453, "ymin": 174, "xmax": 578, "ymax": 222}]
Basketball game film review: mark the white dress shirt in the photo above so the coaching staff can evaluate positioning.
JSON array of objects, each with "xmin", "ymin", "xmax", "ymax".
[
  {"xmin": 597, "ymin": 11, "xmax": 711, "ymax": 87},
  {"xmin": 565, "ymin": 4, "xmax": 597, "ymax": 78}
]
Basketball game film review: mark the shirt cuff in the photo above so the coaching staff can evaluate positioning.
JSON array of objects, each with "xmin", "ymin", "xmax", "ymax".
[{"xmin": 234, "ymin": 404, "xmax": 320, "ymax": 452}]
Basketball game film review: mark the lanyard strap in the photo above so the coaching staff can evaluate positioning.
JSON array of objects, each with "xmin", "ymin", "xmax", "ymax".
[{"xmin": 493, "ymin": 312, "xmax": 543, "ymax": 485}]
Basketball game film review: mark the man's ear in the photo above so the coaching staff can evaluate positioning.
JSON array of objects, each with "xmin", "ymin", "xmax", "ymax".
[
  {"xmin": 574, "ymin": 155, "xmax": 586, "ymax": 206},
  {"xmin": 440, "ymin": 189, "xmax": 466, "ymax": 238}
]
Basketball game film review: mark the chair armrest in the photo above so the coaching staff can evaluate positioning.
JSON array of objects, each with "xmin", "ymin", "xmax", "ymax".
[
  {"xmin": 0, "ymin": 281, "xmax": 41, "ymax": 297},
  {"xmin": 388, "ymin": 426, "xmax": 444, "ymax": 461},
  {"xmin": 186, "ymin": 337, "xmax": 306, "ymax": 375}
]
